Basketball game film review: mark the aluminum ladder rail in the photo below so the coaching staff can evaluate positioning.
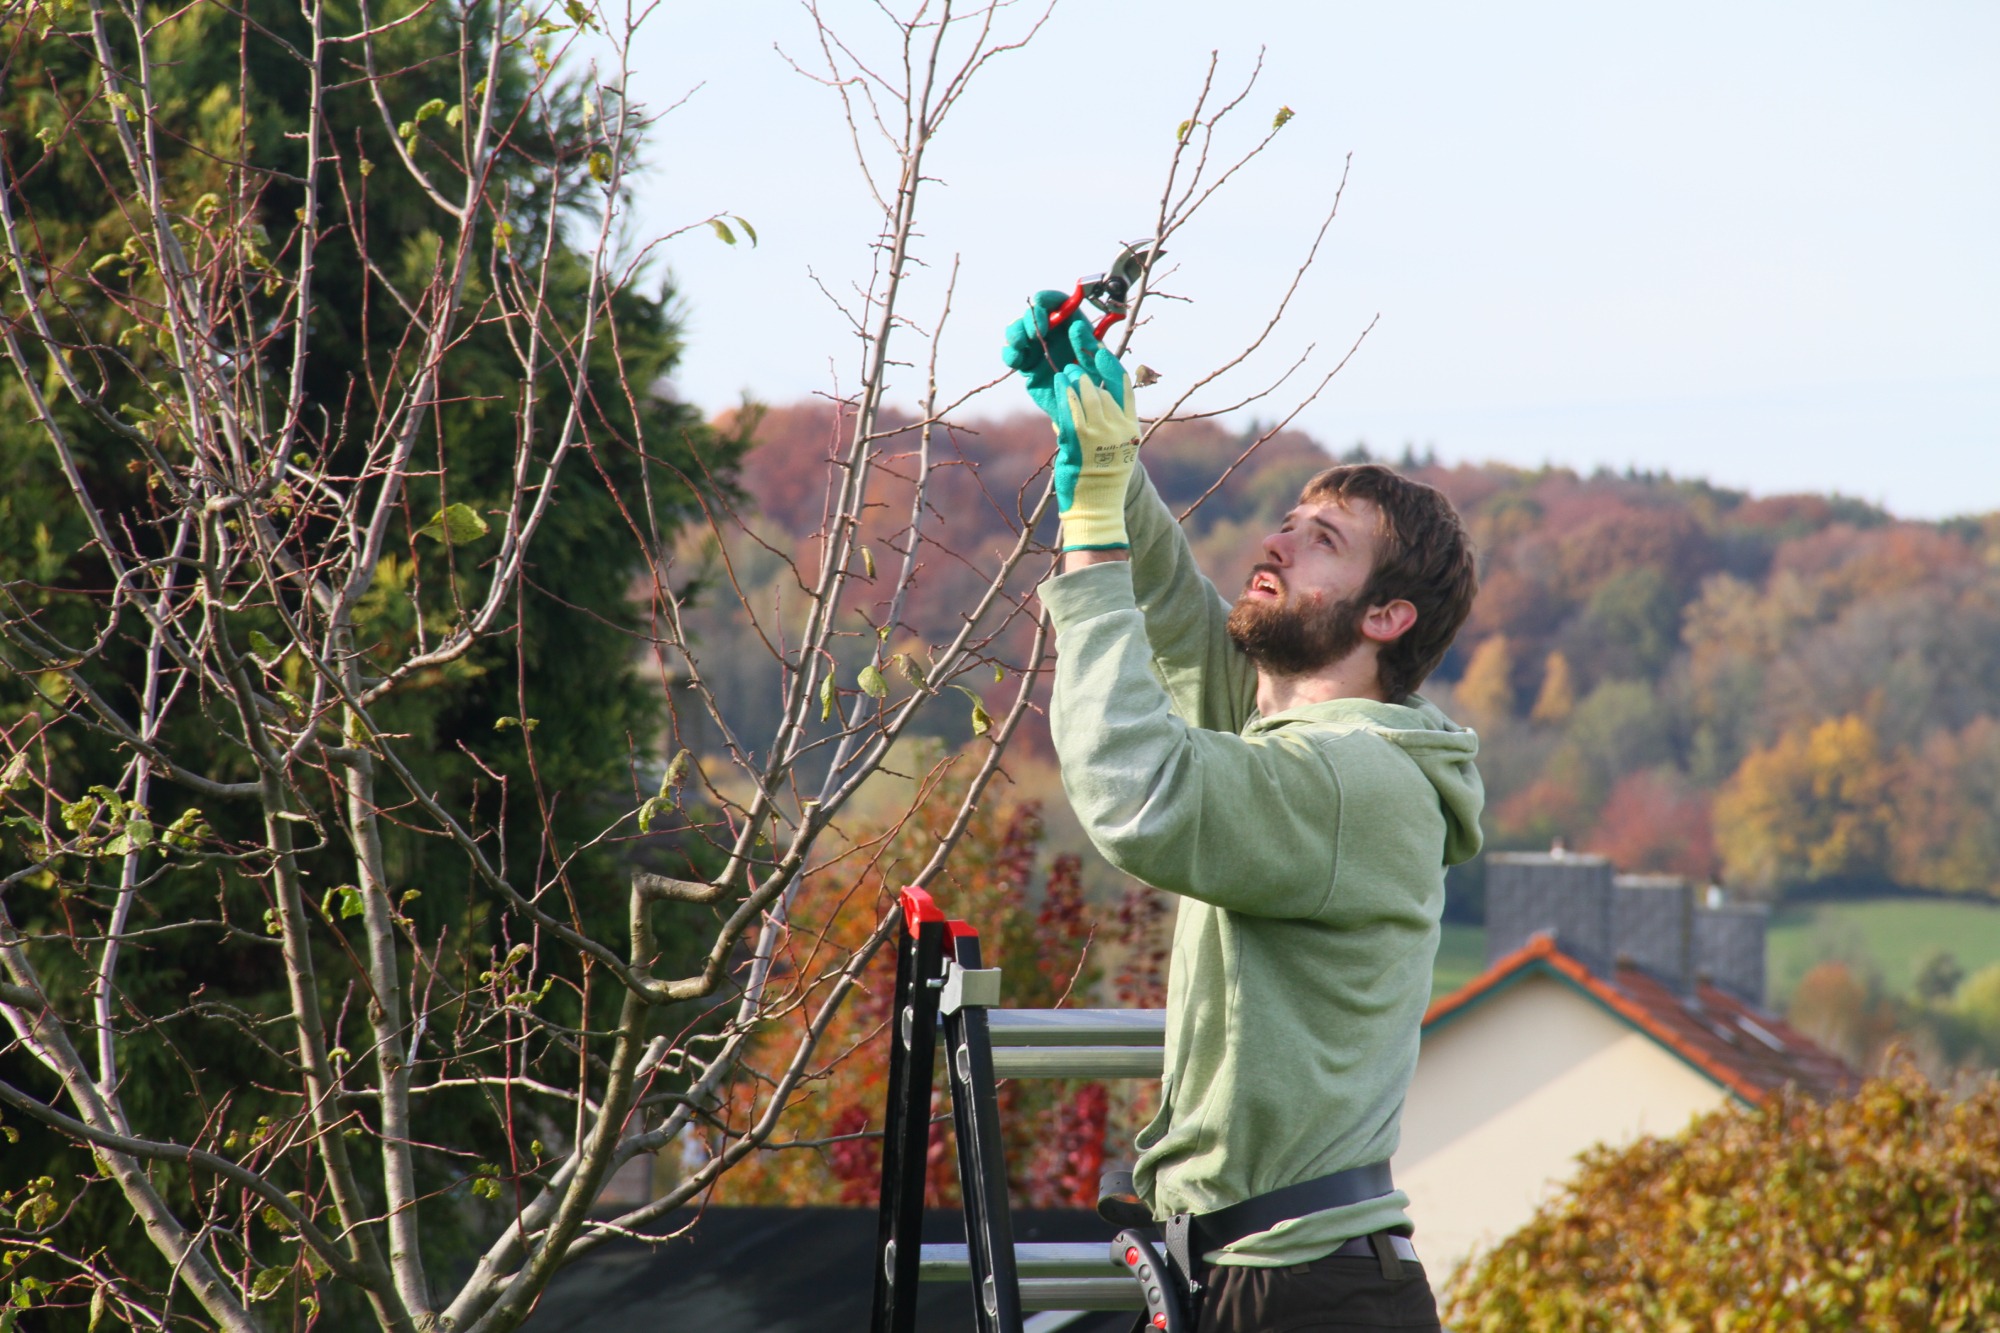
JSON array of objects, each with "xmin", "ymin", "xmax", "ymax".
[{"xmin": 869, "ymin": 887, "xmax": 1166, "ymax": 1333}]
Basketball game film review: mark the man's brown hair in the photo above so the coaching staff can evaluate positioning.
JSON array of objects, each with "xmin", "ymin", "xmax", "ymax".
[{"xmin": 1299, "ymin": 463, "xmax": 1478, "ymax": 702}]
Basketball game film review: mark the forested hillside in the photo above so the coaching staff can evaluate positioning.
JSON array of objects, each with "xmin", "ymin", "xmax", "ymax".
[{"xmin": 706, "ymin": 400, "xmax": 2000, "ymax": 901}]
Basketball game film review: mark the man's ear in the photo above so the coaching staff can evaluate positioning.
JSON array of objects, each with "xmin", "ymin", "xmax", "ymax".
[{"xmin": 1362, "ymin": 599, "xmax": 1418, "ymax": 645}]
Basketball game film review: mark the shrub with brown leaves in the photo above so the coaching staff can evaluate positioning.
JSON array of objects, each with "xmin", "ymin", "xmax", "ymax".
[{"xmin": 1446, "ymin": 1060, "xmax": 2000, "ymax": 1332}]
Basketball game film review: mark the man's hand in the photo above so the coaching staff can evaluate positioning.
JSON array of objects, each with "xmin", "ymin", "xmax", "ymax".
[{"xmin": 1003, "ymin": 292, "xmax": 1142, "ymax": 551}]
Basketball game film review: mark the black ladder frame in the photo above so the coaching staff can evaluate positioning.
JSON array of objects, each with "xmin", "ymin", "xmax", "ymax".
[{"xmin": 870, "ymin": 886, "xmax": 1166, "ymax": 1333}]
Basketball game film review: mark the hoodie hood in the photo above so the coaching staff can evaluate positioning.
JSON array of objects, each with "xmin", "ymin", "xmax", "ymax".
[{"xmin": 1256, "ymin": 692, "xmax": 1486, "ymax": 867}]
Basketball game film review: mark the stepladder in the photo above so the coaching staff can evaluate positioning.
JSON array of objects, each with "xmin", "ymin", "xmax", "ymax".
[{"xmin": 870, "ymin": 886, "xmax": 1175, "ymax": 1333}]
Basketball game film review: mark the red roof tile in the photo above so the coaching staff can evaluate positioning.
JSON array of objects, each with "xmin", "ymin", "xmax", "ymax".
[{"xmin": 1424, "ymin": 934, "xmax": 1860, "ymax": 1105}]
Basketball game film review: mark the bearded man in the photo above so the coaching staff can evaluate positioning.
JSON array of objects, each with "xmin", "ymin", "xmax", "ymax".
[{"xmin": 1005, "ymin": 296, "xmax": 1484, "ymax": 1333}]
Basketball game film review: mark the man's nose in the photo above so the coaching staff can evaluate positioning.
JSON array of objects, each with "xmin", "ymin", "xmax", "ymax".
[{"xmin": 1263, "ymin": 530, "xmax": 1292, "ymax": 566}]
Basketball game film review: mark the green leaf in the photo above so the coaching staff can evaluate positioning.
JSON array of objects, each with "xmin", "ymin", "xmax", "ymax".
[
  {"xmin": 734, "ymin": 215, "xmax": 758, "ymax": 246},
  {"xmin": 0, "ymin": 752, "xmax": 29, "ymax": 793},
  {"xmin": 663, "ymin": 748, "xmax": 691, "ymax": 789},
  {"xmin": 1273, "ymin": 105, "xmax": 1296, "ymax": 130},
  {"xmin": 247, "ymin": 629, "xmax": 279, "ymax": 659},
  {"xmin": 951, "ymin": 685, "xmax": 992, "ymax": 737},
  {"xmin": 860, "ymin": 545, "xmax": 875, "ymax": 578},
  {"xmin": 857, "ymin": 664, "xmax": 887, "ymax": 698},
  {"xmin": 248, "ymin": 1267, "xmax": 289, "ymax": 1301},
  {"xmin": 819, "ymin": 672, "xmax": 834, "ymax": 722},
  {"xmin": 414, "ymin": 97, "xmax": 447, "ymax": 124},
  {"xmin": 562, "ymin": 0, "xmax": 597, "ymax": 29},
  {"xmin": 417, "ymin": 502, "xmax": 490, "ymax": 544},
  {"xmin": 320, "ymin": 885, "xmax": 364, "ymax": 919},
  {"xmin": 123, "ymin": 817, "xmax": 152, "ymax": 850},
  {"xmin": 59, "ymin": 795, "xmax": 98, "ymax": 834},
  {"xmin": 588, "ymin": 150, "xmax": 612, "ymax": 184},
  {"xmin": 445, "ymin": 103, "xmax": 464, "ymax": 130},
  {"xmin": 994, "ymin": 663, "xmax": 1004, "ymax": 683},
  {"xmin": 636, "ymin": 795, "xmax": 668, "ymax": 834},
  {"xmin": 87, "ymin": 1287, "xmax": 106, "ymax": 1332},
  {"xmin": 162, "ymin": 806, "xmax": 210, "ymax": 851},
  {"xmin": 1175, "ymin": 119, "xmax": 1193, "ymax": 142},
  {"xmin": 33, "ymin": 672, "xmax": 70, "ymax": 705},
  {"xmin": 708, "ymin": 217, "xmax": 736, "ymax": 246}
]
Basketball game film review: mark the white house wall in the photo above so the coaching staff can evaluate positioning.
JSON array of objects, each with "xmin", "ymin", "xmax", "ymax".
[{"xmin": 1394, "ymin": 973, "xmax": 1731, "ymax": 1288}]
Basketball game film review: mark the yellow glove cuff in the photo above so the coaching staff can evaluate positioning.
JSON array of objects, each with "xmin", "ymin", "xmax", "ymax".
[{"xmin": 1058, "ymin": 374, "xmax": 1140, "ymax": 550}]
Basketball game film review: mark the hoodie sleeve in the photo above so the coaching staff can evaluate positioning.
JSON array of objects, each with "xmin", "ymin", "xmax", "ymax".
[
  {"xmin": 1122, "ymin": 466, "xmax": 1258, "ymax": 735},
  {"xmin": 1040, "ymin": 560, "xmax": 1347, "ymax": 919}
]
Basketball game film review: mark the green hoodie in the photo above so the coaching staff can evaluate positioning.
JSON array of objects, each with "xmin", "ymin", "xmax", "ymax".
[{"xmin": 1038, "ymin": 467, "xmax": 1484, "ymax": 1267}]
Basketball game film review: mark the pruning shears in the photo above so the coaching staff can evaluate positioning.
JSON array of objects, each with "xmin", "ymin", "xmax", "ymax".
[{"xmin": 1046, "ymin": 239, "xmax": 1165, "ymax": 342}]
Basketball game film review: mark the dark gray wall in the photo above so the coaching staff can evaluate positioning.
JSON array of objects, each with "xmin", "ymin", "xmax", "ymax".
[
  {"xmin": 1612, "ymin": 874, "xmax": 1693, "ymax": 992},
  {"xmin": 1484, "ymin": 856, "xmax": 1769, "ymax": 1007},
  {"xmin": 1485, "ymin": 853, "xmax": 1614, "ymax": 975},
  {"xmin": 1694, "ymin": 903, "xmax": 1769, "ymax": 1007}
]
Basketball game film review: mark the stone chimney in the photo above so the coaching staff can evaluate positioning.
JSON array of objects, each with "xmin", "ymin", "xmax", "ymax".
[
  {"xmin": 1693, "ymin": 887, "xmax": 1769, "ymax": 1007},
  {"xmin": 1484, "ymin": 850, "xmax": 1614, "ymax": 976},
  {"xmin": 1485, "ymin": 855, "xmax": 1770, "ymax": 1007},
  {"xmin": 1612, "ymin": 873, "xmax": 1694, "ymax": 993}
]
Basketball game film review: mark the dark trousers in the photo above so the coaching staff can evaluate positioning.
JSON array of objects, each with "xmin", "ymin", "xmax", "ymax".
[{"xmin": 1190, "ymin": 1253, "xmax": 1441, "ymax": 1333}]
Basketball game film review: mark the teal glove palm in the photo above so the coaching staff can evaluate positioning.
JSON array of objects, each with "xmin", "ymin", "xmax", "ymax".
[{"xmin": 1002, "ymin": 291, "xmax": 1141, "ymax": 550}]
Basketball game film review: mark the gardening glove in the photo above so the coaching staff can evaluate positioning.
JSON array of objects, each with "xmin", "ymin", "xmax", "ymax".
[{"xmin": 1002, "ymin": 291, "xmax": 1141, "ymax": 551}]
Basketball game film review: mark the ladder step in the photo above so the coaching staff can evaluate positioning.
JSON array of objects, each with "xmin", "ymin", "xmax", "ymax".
[
  {"xmin": 918, "ymin": 1244, "xmax": 1143, "ymax": 1308},
  {"xmin": 990, "ymin": 1045, "xmax": 1164, "ymax": 1078},
  {"xmin": 918, "ymin": 1241, "xmax": 1124, "ymax": 1279},
  {"xmin": 986, "ymin": 1008, "xmax": 1166, "ymax": 1046},
  {"xmin": 1018, "ymin": 1277, "xmax": 1146, "ymax": 1311}
]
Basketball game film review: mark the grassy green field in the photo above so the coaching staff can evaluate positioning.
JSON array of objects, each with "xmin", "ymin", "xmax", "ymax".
[
  {"xmin": 1766, "ymin": 897, "xmax": 2000, "ymax": 1005},
  {"xmin": 1433, "ymin": 922, "xmax": 1488, "ymax": 1000},
  {"xmin": 1428, "ymin": 898, "xmax": 2000, "ymax": 1007}
]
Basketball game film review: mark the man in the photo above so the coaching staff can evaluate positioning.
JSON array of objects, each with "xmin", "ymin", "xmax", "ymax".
[{"xmin": 1004, "ymin": 295, "xmax": 1484, "ymax": 1333}]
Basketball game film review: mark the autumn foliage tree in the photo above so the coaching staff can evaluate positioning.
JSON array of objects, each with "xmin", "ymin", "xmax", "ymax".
[
  {"xmin": 709, "ymin": 756, "xmax": 1152, "ymax": 1211},
  {"xmin": 1445, "ymin": 1059, "xmax": 2000, "ymax": 1332}
]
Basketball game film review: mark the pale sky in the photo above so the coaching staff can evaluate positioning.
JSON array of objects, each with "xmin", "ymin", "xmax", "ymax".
[{"xmin": 606, "ymin": 2, "xmax": 1998, "ymax": 520}]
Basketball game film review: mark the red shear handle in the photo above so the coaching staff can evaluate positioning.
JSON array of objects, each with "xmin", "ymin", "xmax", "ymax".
[
  {"xmin": 1048, "ymin": 285, "xmax": 1124, "ymax": 344},
  {"xmin": 1047, "ymin": 282, "xmax": 1087, "ymax": 331}
]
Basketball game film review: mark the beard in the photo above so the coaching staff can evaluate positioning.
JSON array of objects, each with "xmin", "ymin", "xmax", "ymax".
[{"xmin": 1226, "ymin": 567, "xmax": 1370, "ymax": 679}]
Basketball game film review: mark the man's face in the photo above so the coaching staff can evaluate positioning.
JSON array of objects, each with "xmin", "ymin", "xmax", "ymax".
[{"xmin": 1226, "ymin": 495, "xmax": 1386, "ymax": 678}]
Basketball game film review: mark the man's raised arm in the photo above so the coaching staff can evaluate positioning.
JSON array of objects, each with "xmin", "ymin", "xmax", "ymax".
[{"xmin": 1004, "ymin": 294, "xmax": 1254, "ymax": 731}]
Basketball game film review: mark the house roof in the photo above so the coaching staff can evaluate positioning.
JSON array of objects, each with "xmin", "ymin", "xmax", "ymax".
[
  {"xmin": 522, "ymin": 1206, "xmax": 1133, "ymax": 1332},
  {"xmin": 1424, "ymin": 934, "xmax": 1860, "ymax": 1105}
]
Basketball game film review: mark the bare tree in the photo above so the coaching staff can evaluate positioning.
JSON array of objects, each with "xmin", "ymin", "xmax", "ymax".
[{"xmin": 0, "ymin": 0, "xmax": 1359, "ymax": 1327}]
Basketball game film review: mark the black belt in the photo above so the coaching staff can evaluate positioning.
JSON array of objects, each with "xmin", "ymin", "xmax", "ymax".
[
  {"xmin": 1127, "ymin": 1162, "xmax": 1410, "ymax": 1332},
  {"xmin": 1189, "ymin": 1158, "xmax": 1397, "ymax": 1253},
  {"xmin": 1162, "ymin": 1159, "xmax": 1399, "ymax": 1296}
]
